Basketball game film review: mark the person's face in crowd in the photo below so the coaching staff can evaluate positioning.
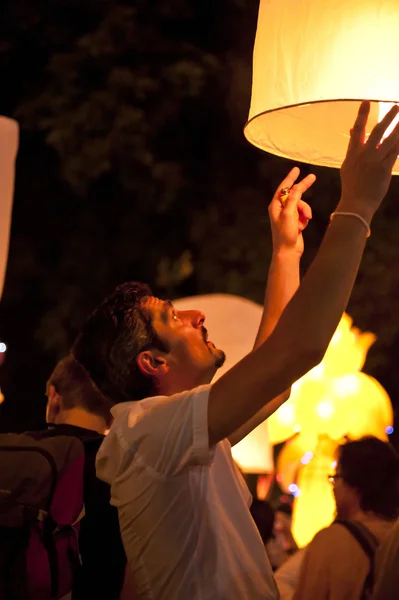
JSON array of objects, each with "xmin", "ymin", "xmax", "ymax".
[
  {"xmin": 138, "ymin": 296, "xmax": 226, "ymax": 391},
  {"xmin": 331, "ymin": 464, "xmax": 360, "ymax": 519},
  {"xmin": 273, "ymin": 510, "xmax": 296, "ymax": 550}
]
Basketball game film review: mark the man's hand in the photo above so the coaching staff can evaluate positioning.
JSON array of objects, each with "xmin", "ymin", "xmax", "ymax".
[
  {"xmin": 339, "ymin": 101, "xmax": 399, "ymax": 222},
  {"xmin": 269, "ymin": 167, "xmax": 315, "ymax": 257}
]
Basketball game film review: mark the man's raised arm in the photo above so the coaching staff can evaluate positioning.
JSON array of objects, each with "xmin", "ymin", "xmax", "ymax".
[
  {"xmin": 210, "ymin": 101, "xmax": 399, "ymax": 446},
  {"xmin": 228, "ymin": 168, "xmax": 314, "ymax": 446}
]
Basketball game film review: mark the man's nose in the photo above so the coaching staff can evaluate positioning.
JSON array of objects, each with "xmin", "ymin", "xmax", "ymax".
[{"xmin": 179, "ymin": 310, "xmax": 205, "ymax": 328}]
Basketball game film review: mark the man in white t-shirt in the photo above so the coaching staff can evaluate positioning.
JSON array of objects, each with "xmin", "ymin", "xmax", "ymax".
[{"xmin": 70, "ymin": 103, "xmax": 399, "ymax": 599}]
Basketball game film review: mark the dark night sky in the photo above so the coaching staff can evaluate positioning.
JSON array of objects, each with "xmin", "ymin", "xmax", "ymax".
[{"xmin": 1, "ymin": 0, "xmax": 399, "ymax": 450}]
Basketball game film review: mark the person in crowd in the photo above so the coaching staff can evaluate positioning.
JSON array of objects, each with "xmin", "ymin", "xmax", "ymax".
[
  {"xmin": 66, "ymin": 102, "xmax": 399, "ymax": 599},
  {"xmin": 266, "ymin": 502, "xmax": 298, "ymax": 570},
  {"xmin": 44, "ymin": 356, "xmax": 131, "ymax": 599},
  {"xmin": 293, "ymin": 436, "xmax": 399, "ymax": 600}
]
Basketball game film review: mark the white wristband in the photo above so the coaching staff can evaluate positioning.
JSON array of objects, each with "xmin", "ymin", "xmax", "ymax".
[{"xmin": 329, "ymin": 212, "xmax": 371, "ymax": 238}]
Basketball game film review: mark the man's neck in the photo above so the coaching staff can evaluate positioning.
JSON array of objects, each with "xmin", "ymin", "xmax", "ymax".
[
  {"xmin": 157, "ymin": 371, "xmax": 214, "ymax": 397},
  {"xmin": 54, "ymin": 408, "xmax": 108, "ymax": 434}
]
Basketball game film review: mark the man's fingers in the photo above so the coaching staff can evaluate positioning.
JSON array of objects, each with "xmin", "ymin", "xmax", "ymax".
[
  {"xmin": 347, "ymin": 101, "xmax": 370, "ymax": 153},
  {"xmin": 284, "ymin": 174, "xmax": 316, "ymax": 214},
  {"xmin": 379, "ymin": 119, "xmax": 399, "ymax": 159},
  {"xmin": 298, "ymin": 200, "xmax": 312, "ymax": 221},
  {"xmin": 367, "ymin": 104, "xmax": 399, "ymax": 151},
  {"xmin": 383, "ymin": 136, "xmax": 399, "ymax": 171},
  {"xmin": 298, "ymin": 217, "xmax": 310, "ymax": 233},
  {"xmin": 298, "ymin": 200, "xmax": 312, "ymax": 232},
  {"xmin": 275, "ymin": 167, "xmax": 300, "ymax": 200}
]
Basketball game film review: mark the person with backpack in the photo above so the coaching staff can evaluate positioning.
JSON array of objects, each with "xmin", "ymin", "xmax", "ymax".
[
  {"xmin": 63, "ymin": 102, "xmax": 399, "ymax": 600},
  {"xmin": 0, "ymin": 355, "xmax": 129, "ymax": 600},
  {"xmin": 293, "ymin": 437, "xmax": 399, "ymax": 600}
]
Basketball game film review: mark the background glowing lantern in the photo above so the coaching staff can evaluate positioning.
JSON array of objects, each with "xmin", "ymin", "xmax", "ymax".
[
  {"xmin": 276, "ymin": 435, "xmax": 312, "ymax": 495},
  {"xmin": 330, "ymin": 372, "xmax": 393, "ymax": 441},
  {"xmin": 291, "ymin": 436, "xmax": 338, "ymax": 548},
  {"xmin": 245, "ymin": 0, "xmax": 399, "ymax": 174},
  {"xmin": 272, "ymin": 313, "xmax": 394, "ymax": 547},
  {"xmin": 322, "ymin": 327, "xmax": 376, "ymax": 378},
  {"xmin": 0, "ymin": 117, "xmax": 19, "ymax": 299},
  {"xmin": 173, "ymin": 294, "xmax": 273, "ymax": 473}
]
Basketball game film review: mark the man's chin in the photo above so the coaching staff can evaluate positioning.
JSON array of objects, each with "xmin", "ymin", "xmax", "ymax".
[{"xmin": 214, "ymin": 349, "xmax": 226, "ymax": 369}]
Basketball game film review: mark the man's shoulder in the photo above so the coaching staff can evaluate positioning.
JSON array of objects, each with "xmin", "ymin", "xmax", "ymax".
[
  {"xmin": 111, "ymin": 384, "xmax": 212, "ymax": 417},
  {"xmin": 109, "ymin": 385, "xmax": 212, "ymax": 440}
]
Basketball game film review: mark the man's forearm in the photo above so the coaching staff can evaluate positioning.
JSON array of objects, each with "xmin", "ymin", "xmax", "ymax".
[
  {"xmin": 272, "ymin": 215, "xmax": 367, "ymax": 361},
  {"xmin": 254, "ymin": 249, "xmax": 301, "ymax": 350},
  {"xmin": 229, "ymin": 250, "xmax": 300, "ymax": 446},
  {"xmin": 212, "ymin": 217, "xmax": 368, "ymax": 446},
  {"xmin": 210, "ymin": 101, "xmax": 399, "ymax": 447}
]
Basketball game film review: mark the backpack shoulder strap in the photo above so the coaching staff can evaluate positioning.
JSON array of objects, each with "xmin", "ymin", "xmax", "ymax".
[
  {"xmin": 334, "ymin": 519, "xmax": 379, "ymax": 558},
  {"xmin": 334, "ymin": 519, "xmax": 379, "ymax": 599}
]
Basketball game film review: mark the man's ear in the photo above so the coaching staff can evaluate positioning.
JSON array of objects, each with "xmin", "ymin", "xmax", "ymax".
[
  {"xmin": 136, "ymin": 351, "xmax": 169, "ymax": 378},
  {"xmin": 46, "ymin": 384, "xmax": 62, "ymax": 424}
]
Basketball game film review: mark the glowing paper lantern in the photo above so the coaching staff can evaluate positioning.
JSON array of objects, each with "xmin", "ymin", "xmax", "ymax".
[
  {"xmin": 292, "ymin": 436, "xmax": 338, "ymax": 548},
  {"xmin": 0, "ymin": 117, "xmax": 18, "ymax": 299},
  {"xmin": 294, "ymin": 378, "xmax": 348, "ymax": 441},
  {"xmin": 174, "ymin": 294, "xmax": 273, "ymax": 473},
  {"xmin": 245, "ymin": 0, "xmax": 399, "ymax": 174},
  {"xmin": 331, "ymin": 372, "xmax": 393, "ymax": 441},
  {"xmin": 323, "ymin": 327, "xmax": 376, "ymax": 378},
  {"xmin": 274, "ymin": 311, "xmax": 393, "ymax": 547}
]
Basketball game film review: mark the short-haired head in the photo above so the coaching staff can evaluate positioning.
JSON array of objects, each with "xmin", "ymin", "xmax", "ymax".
[
  {"xmin": 71, "ymin": 282, "xmax": 166, "ymax": 403},
  {"xmin": 335, "ymin": 436, "xmax": 399, "ymax": 520},
  {"xmin": 46, "ymin": 355, "xmax": 115, "ymax": 427}
]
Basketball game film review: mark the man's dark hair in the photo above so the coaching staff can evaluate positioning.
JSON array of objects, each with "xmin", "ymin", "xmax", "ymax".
[
  {"xmin": 338, "ymin": 436, "xmax": 399, "ymax": 520},
  {"xmin": 72, "ymin": 281, "xmax": 167, "ymax": 404},
  {"xmin": 47, "ymin": 355, "xmax": 115, "ymax": 426}
]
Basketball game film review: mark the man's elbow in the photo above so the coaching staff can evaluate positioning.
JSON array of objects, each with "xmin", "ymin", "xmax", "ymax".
[
  {"xmin": 279, "ymin": 387, "xmax": 291, "ymax": 403},
  {"xmin": 286, "ymin": 343, "xmax": 325, "ymax": 385}
]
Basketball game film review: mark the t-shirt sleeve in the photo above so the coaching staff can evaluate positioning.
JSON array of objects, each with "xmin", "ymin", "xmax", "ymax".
[{"xmin": 115, "ymin": 385, "xmax": 215, "ymax": 476}]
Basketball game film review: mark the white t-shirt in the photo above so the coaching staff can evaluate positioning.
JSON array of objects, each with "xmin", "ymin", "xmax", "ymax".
[{"xmin": 96, "ymin": 385, "xmax": 278, "ymax": 600}]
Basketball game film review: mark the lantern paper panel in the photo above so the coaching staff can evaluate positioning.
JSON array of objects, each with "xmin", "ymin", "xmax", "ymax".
[
  {"xmin": 245, "ymin": 0, "xmax": 399, "ymax": 173},
  {"xmin": 0, "ymin": 117, "xmax": 19, "ymax": 299}
]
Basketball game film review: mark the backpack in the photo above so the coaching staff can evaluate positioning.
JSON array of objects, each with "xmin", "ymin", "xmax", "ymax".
[
  {"xmin": 0, "ymin": 432, "xmax": 86, "ymax": 600},
  {"xmin": 334, "ymin": 519, "xmax": 380, "ymax": 600}
]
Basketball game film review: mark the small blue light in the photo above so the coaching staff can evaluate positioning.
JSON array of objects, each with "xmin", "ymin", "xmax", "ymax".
[
  {"xmin": 293, "ymin": 489, "xmax": 302, "ymax": 498},
  {"xmin": 386, "ymin": 426, "xmax": 394, "ymax": 435},
  {"xmin": 0, "ymin": 343, "xmax": 6, "ymax": 353},
  {"xmin": 288, "ymin": 483, "xmax": 298, "ymax": 494}
]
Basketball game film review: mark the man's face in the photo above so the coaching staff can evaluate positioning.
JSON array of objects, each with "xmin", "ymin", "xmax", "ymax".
[{"xmin": 142, "ymin": 297, "xmax": 226, "ymax": 386}]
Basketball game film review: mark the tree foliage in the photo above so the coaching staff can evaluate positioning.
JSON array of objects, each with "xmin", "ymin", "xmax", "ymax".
[{"xmin": 1, "ymin": 0, "xmax": 399, "ymax": 432}]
